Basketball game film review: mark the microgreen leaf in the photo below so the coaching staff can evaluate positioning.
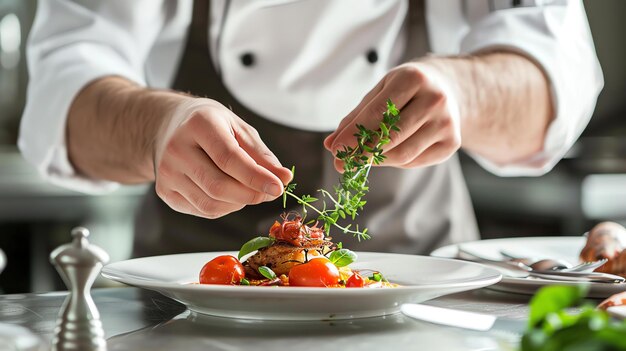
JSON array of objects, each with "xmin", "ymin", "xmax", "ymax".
[
  {"xmin": 379, "ymin": 122, "xmax": 389, "ymax": 136},
  {"xmin": 370, "ymin": 272, "xmax": 382, "ymax": 282},
  {"xmin": 238, "ymin": 236, "xmax": 274, "ymax": 259},
  {"xmin": 258, "ymin": 266, "xmax": 276, "ymax": 280},
  {"xmin": 386, "ymin": 99, "xmax": 399, "ymax": 115},
  {"xmin": 301, "ymin": 195, "xmax": 318, "ymax": 203},
  {"xmin": 240, "ymin": 278, "xmax": 250, "ymax": 286},
  {"xmin": 328, "ymin": 249, "xmax": 357, "ymax": 267}
]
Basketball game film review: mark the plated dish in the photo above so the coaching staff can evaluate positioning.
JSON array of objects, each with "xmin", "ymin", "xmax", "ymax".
[
  {"xmin": 431, "ymin": 236, "xmax": 626, "ymax": 298},
  {"xmin": 196, "ymin": 213, "xmax": 396, "ymax": 289},
  {"xmin": 187, "ymin": 101, "xmax": 402, "ymax": 290},
  {"xmin": 103, "ymin": 101, "xmax": 503, "ymax": 320},
  {"xmin": 102, "ymin": 251, "xmax": 501, "ymax": 320}
]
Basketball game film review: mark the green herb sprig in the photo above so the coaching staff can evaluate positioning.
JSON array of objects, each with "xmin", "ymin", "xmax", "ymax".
[
  {"xmin": 282, "ymin": 99, "xmax": 400, "ymax": 241},
  {"xmin": 521, "ymin": 285, "xmax": 626, "ymax": 351}
]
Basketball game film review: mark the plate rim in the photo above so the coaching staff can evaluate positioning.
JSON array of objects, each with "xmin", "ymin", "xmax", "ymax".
[
  {"xmin": 102, "ymin": 251, "xmax": 502, "ymax": 294},
  {"xmin": 102, "ymin": 251, "xmax": 503, "ymax": 320}
]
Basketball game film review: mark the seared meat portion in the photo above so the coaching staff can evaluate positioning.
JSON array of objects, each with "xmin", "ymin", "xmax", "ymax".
[{"xmin": 244, "ymin": 239, "xmax": 334, "ymax": 279}]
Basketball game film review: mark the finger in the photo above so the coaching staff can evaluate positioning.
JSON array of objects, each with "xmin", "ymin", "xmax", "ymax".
[
  {"xmin": 155, "ymin": 174, "xmax": 198, "ymax": 215},
  {"xmin": 190, "ymin": 114, "xmax": 284, "ymax": 197},
  {"xmin": 399, "ymin": 141, "xmax": 457, "ymax": 168},
  {"xmin": 328, "ymin": 71, "xmax": 420, "ymax": 155},
  {"xmin": 233, "ymin": 123, "xmax": 293, "ymax": 185},
  {"xmin": 333, "ymin": 157, "xmax": 344, "ymax": 173},
  {"xmin": 324, "ymin": 79, "xmax": 385, "ymax": 150},
  {"xmin": 329, "ymin": 92, "xmax": 422, "ymax": 172},
  {"xmin": 380, "ymin": 120, "xmax": 442, "ymax": 167},
  {"xmin": 175, "ymin": 175, "xmax": 246, "ymax": 219},
  {"xmin": 327, "ymin": 89, "xmax": 396, "ymax": 153},
  {"xmin": 371, "ymin": 88, "xmax": 447, "ymax": 158},
  {"xmin": 181, "ymin": 146, "xmax": 273, "ymax": 205},
  {"xmin": 158, "ymin": 189, "xmax": 201, "ymax": 216},
  {"xmin": 331, "ymin": 118, "xmax": 441, "ymax": 173}
]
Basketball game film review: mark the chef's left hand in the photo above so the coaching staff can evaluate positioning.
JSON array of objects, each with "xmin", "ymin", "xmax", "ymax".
[{"xmin": 324, "ymin": 62, "xmax": 462, "ymax": 172}]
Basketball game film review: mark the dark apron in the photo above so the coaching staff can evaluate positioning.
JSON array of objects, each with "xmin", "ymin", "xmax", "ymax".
[{"xmin": 133, "ymin": 0, "xmax": 435, "ymax": 257}]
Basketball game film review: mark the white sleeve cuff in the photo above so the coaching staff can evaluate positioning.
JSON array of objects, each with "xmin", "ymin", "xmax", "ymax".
[
  {"xmin": 459, "ymin": 3, "xmax": 603, "ymax": 177},
  {"xmin": 19, "ymin": 43, "xmax": 146, "ymax": 194},
  {"xmin": 18, "ymin": 0, "xmax": 167, "ymax": 194}
]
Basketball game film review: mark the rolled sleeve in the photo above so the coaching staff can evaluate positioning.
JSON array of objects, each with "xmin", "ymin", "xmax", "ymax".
[
  {"xmin": 19, "ymin": 0, "xmax": 164, "ymax": 194},
  {"xmin": 460, "ymin": 1, "xmax": 603, "ymax": 176}
]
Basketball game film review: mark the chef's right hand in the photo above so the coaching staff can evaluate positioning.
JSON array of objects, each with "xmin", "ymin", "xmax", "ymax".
[{"xmin": 153, "ymin": 98, "xmax": 292, "ymax": 218}]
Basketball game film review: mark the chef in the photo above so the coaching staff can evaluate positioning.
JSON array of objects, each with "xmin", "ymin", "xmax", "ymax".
[{"xmin": 20, "ymin": 0, "xmax": 602, "ymax": 256}]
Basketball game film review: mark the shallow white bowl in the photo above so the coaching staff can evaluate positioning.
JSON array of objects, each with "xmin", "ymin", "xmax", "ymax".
[{"xmin": 102, "ymin": 251, "xmax": 501, "ymax": 320}]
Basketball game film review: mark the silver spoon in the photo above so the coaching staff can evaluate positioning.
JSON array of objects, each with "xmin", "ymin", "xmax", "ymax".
[
  {"xmin": 564, "ymin": 258, "xmax": 608, "ymax": 273},
  {"xmin": 457, "ymin": 247, "xmax": 625, "ymax": 283},
  {"xmin": 499, "ymin": 250, "xmax": 572, "ymax": 271},
  {"xmin": 528, "ymin": 259, "xmax": 572, "ymax": 271},
  {"xmin": 499, "ymin": 250, "xmax": 608, "ymax": 272}
]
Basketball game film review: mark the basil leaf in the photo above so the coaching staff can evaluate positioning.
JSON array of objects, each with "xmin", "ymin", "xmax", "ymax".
[
  {"xmin": 528, "ymin": 285, "xmax": 588, "ymax": 328},
  {"xmin": 238, "ymin": 236, "xmax": 274, "ymax": 260},
  {"xmin": 329, "ymin": 249, "xmax": 357, "ymax": 267},
  {"xmin": 258, "ymin": 266, "xmax": 276, "ymax": 280},
  {"xmin": 521, "ymin": 284, "xmax": 626, "ymax": 351}
]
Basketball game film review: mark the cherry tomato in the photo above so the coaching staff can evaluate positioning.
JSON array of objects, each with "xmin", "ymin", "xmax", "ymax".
[
  {"xmin": 288, "ymin": 257, "xmax": 340, "ymax": 287},
  {"xmin": 199, "ymin": 255, "xmax": 245, "ymax": 285},
  {"xmin": 346, "ymin": 273, "xmax": 365, "ymax": 288}
]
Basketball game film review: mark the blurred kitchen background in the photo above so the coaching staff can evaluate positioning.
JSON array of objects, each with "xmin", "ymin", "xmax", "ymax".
[{"xmin": 0, "ymin": 0, "xmax": 624, "ymax": 293}]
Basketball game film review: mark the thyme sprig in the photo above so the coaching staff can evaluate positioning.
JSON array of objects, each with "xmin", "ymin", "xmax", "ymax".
[{"xmin": 282, "ymin": 99, "xmax": 400, "ymax": 241}]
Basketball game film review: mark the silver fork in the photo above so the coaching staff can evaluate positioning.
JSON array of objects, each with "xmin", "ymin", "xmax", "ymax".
[
  {"xmin": 563, "ymin": 258, "xmax": 608, "ymax": 273},
  {"xmin": 458, "ymin": 247, "xmax": 624, "ymax": 283},
  {"xmin": 499, "ymin": 250, "xmax": 607, "ymax": 273}
]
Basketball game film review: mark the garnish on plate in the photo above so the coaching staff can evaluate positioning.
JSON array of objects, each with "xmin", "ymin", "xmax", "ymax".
[
  {"xmin": 195, "ymin": 214, "xmax": 396, "ymax": 288},
  {"xmin": 196, "ymin": 100, "xmax": 401, "ymax": 288}
]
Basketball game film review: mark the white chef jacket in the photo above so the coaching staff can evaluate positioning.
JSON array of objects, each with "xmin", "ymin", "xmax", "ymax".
[{"xmin": 18, "ymin": 0, "xmax": 602, "ymax": 249}]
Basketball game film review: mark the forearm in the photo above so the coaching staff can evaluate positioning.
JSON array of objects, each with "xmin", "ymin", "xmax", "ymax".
[
  {"xmin": 67, "ymin": 76, "xmax": 189, "ymax": 183},
  {"xmin": 424, "ymin": 52, "xmax": 554, "ymax": 165}
]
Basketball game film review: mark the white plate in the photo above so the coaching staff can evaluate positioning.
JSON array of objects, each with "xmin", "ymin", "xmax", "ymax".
[
  {"xmin": 102, "ymin": 251, "xmax": 501, "ymax": 320},
  {"xmin": 431, "ymin": 237, "xmax": 626, "ymax": 298},
  {"xmin": 608, "ymin": 306, "xmax": 626, "ymax": 320}
]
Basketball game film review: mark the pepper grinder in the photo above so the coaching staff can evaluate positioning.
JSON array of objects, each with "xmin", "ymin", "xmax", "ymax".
[{"xmin": 50, "ymin": 227, "xmax": 109, "ymax": 351}]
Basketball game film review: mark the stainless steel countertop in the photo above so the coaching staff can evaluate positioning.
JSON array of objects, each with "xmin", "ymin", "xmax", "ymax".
[{"xmin": 0, "ymin": 287, "xmax": 533, "ymax": 351}]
